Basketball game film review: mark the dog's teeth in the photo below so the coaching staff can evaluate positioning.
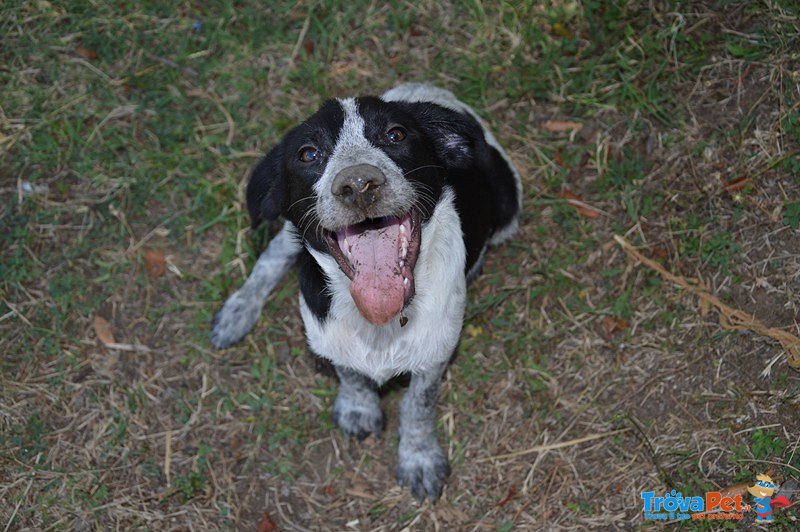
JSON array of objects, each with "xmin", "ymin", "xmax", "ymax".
[
  {"xmin": 399, "ymin": 259, "xmax": 404, "ymax": 268},
  {"xmin": 399, "ymin": 225, "xmax": 406, "ymax": 234},
  {"xmin": 403, "ymin": 277, "xmax": 409, "ymax": 286}
]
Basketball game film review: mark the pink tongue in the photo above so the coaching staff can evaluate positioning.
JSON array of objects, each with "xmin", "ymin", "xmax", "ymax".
[{"xmin": 346, "ymin": 226, "xmax": 403, "ymax": 325}]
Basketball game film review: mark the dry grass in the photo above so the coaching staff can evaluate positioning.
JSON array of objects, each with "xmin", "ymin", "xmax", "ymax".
[{"xmin": 2, "ymin": 0, "xmax": 799, "ymax": 530}]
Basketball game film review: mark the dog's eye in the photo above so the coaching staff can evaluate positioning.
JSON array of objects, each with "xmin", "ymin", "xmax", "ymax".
[
  {"xmin": 298, "ymin": 146, "xmax": 321, "ymax": 163},
  {"xmin": 386, "ymin": 126, "xmax": 407, "ymax": 143}
]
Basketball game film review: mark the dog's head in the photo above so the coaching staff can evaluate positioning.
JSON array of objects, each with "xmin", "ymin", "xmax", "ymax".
[{"xmin": 247, "ymin": 95, "xmax": 484, "ymax": 325}]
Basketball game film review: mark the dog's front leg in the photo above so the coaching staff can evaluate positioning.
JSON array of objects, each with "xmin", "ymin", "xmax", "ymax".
[
  {"xmin": 211, "ymin": 221, "xmax": 300, "ymax": 348},
  {"xmin": 333, "ymin": 365, "xmax": 385, "ymax": 440},
  {"xmin": 397, "ymin": 361, "xmax": 450, "ymax": 502}
]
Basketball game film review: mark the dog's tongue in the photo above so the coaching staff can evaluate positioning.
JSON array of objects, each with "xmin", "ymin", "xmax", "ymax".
[{"xmin": 343, "ymin": 225, "xmax": 404, "ymax": 325}]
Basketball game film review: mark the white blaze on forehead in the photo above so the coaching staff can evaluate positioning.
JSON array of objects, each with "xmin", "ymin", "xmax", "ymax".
[
  {"xmin": 313, "ymin": 98, "xmax": 371, "ymax": 196},
  {"xmin": 334, "ymin": 98, "xmax": 370, "ymax": 155}
]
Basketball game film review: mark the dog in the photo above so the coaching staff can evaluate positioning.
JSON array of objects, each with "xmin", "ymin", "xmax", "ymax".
[{"xmin": 211, "ymin": 83, "xmax": 521, "ymax": 501}]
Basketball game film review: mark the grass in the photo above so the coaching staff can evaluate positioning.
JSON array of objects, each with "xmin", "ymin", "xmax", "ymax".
[{"xmin": 2, "ymin": 0, "xmax": 800, "ymax": 529}]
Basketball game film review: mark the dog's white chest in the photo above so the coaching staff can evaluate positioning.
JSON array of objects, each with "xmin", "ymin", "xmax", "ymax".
[{"xmin": 300, "ymin": 190, "xmax": 467, "ymax": 384}]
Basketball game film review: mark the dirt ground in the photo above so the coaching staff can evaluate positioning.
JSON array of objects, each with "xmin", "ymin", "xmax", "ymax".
[{"xmin": 2, "ymin": 1, "xmax": 799, "ymax": 530}]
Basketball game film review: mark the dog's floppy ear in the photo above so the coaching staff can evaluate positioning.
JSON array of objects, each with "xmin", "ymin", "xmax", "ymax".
[
  {"xmin": 403, "ymin": 102, "xmax": 487, "ymax": 169},
  {"xmin": 246, "ymin": 143, "xmax": 287, "ymax": 227}
]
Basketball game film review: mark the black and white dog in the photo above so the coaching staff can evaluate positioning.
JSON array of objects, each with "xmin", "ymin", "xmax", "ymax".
[{"xmin": 212, "ymin": 83, "xmax": 521, "ymax": 501}]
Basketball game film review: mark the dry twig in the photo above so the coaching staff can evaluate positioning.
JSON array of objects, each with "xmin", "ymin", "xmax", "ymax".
[
  {"xmin": 477, "ymin": 428, "xmax": 630, "ymax": 463},
  {"xmin": 614, "ymin": 235, "xmax": 800, "ymax": 370}
]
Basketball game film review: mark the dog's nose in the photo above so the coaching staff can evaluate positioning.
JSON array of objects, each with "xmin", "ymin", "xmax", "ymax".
[{"xmin": 331, "ymin": 164, "xmax": 386, "ymax": 210}]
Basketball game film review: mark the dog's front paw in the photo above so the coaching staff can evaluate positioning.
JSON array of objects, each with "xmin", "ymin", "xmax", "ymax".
[
  {"xmin": 333, "ymin": 392, "xmax": 385, "ymax": 440},
  {"xmin": 210, "ymin": 290, "xmax": 263, "ymax": 349},
  {"xmin": 397, "ymin": 437, "xmax": 450, "ymax": 502}
]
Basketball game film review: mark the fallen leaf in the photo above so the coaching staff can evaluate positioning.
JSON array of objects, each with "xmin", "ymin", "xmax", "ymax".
[
  {"xmin": 559, "ymin": 190, "xmax": 581, "ymax": 201},
  {"xmin": 723, "ymin": 176, "xmax": 750, "ymax": 193},
  {"xmin": 552, "ymin": 22, "xmax": 573, "ymax": 39},
  {"xmin": 495, "ymin": 485, "xmax": 517, "ymax": 507},
  {"xmin": 541, "ymin": 120, "xmax": 583, "ymax": 133},
  {"xmin": 303, "ymin": 40, "xmax": 315, "ymax": 56},
  {"xmin": 719, "ymin": 482, "xmax": 750, "ymax": 500},
  {"xmin": 602, "ymin": 316, "xmax": 629, "ymax": 335},
  {"xmin": 257, "ymin": 511, "xmax": 278, "ymax": 532},
  {"xmin": 464, "ymin": 324, "xmax": 483, "ymax": 338},
  {"xmin": 75, "ymin": 45, "xmax": 97, "ymax": 60},
  {"xmin": 559, "ymin": 190, "xmax": 602, "ymax": 218},
  {"xmin": 93, "ymin": 315, "xmax": 115, "ymax": 345},
  {"xmin": 144, "ymin": 249, "xmax": 166, "ymax": 278},
  {"xmin": 651, "ymin": 246, "xmax": 669, "ymax": 260},
  {"xmin": 553, "ymin": 149, "xmax": 564, "ymax": 166}
]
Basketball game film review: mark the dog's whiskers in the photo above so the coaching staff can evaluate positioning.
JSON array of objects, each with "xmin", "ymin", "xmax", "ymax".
[
  {"xmin": 287, "ymin": 195, "xmax": 316, "ymax": 211},
  {"xmin": 404, "ymin": 165, "xmax": 445, "ymax": 178},
  {"xmin": 297, "ymin": 206, "xmax": 323, "ymax": 241}
]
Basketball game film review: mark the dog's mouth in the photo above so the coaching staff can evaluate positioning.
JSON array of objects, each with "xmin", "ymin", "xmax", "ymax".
[{"xmin": 324, "ymin": 209, "xmax": 421, "ymax": 326}]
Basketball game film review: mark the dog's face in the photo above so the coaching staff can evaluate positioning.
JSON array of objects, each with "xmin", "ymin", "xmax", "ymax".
[{"xmin": 247, "ymin": 96, "xmax": 482, "ymax": 325}]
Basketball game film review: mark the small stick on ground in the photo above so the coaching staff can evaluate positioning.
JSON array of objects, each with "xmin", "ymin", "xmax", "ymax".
[
  {"xmin": 614, "ymin": 235, "xmax": 800, "ymax": 369},
  {"xmin": 477, "ymin": 428, "xmax": 630, "ymax": 463}
]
